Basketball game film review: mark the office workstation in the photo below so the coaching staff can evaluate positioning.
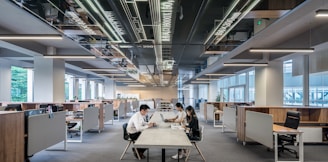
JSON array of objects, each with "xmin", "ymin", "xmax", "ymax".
[{"xmin": 2, "ymin": 0, "xmax": 328, "ymax": 162}]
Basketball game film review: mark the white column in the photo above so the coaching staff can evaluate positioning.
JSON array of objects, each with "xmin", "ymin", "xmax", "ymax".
[
  {"xmin": 255, "ymin": 61, "xmax": 283, "ymax": 106},
  {"xmin": 209, "ymin": 80, "xmax": 218, "ymax": 102},
  {"xmin": 33, "ymin": 47, "xmax": 65, "ymax": 102},
  {"xmin": 73, "ymin": 78, "xmax": 79, "ymax": 100},
  {"xmin": 85, "ymin": 80, "xmax": 91, "ymax": 99},
  {"xmin": 94, "ymin": 82, "xmax": 99, "ymax": 99},
  {"xmin": 104, "ymin": 78, "xmax": 115, "ymax": 99},
  {"xmin": 0, "ymin": 60, "xmax": 11, "ymax": 101},
  {"xmin": 27, "ymin": 69, "xmax": 34, "ymax": 102}
]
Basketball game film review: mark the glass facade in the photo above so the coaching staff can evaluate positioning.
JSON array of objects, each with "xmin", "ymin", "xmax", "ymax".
[{"xmin": 283, "ymin": 60, "xmax": 303, "ymax": 105}]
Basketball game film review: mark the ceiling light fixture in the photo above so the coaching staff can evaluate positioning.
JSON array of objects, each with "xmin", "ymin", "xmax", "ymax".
[
  {"xmin": 127, "ymin": 85, "xmax": 146, "ymax": 87},
  {"xmin": 0, "ymin": 34, "xmax": 62, "ymax": 40},
  {"xmin": 223, "ymin": 63, "xmax": 268, "ymax": 67},
  {"xmin": 100, "ymin": 74, "xmax": 127, "ymax": 76},
  {"xmin": 196, "ymin": 78, "xmax": 220, "ymax": 80},
  {"xmin": 43, "ymin": 55, "xmax": 96, "ymax": 59},
  {"xmin": 191, "ymin": 81, "xmax": 210, "ymax": 84},
  {"xmin": 205, "ymin": 73, "xmax": 235, "ymax": 76},
  {"xmin": 83, "ymin": 68, "xmax": 118, "ymax": 71},
  {"xmin": 315, "ymin": 10, "xmax": 328, "ymax": 17},
  {"xmin": 204, "ymin": 51, "xmax": 229, "ymax": 55},
  {"xmin": 249, "ymin": 48, "xmax": 315, "ymax": 53}
]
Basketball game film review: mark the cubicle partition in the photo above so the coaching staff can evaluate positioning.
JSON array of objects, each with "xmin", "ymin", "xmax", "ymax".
[
  {"xmin": 27, "ymin": 111, "xmax": 66, "ymax": 156},
  {"xmin": 222, "ymin": 107, "xmax": 237, "ymax": 132},
  {"xmin": 245, "ymin": 111, "xmax": 273, "ymax": 148},
  {"xmin": 82, "ymin": 107, "xmax": 99, "ymax": 132},
  {"xmin": 104, "ymin": 104, "xmax": 114, "ymax": 124}
]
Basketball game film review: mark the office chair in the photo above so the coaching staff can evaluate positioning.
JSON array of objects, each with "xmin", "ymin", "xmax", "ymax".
[
  {"xmin": 120, "ymin": 123, "xmax": 141, "ymax": 160},
  {"xmin": 67, "ymin": 122, "xmax": 79, "ymax": 138},
  {"xmin": 185, "ymin": 125, "xmax": 205, "ymax": 162},
  {"xmin": 278, "ymin": 111, "xmax": 300, "ymax": 158}
]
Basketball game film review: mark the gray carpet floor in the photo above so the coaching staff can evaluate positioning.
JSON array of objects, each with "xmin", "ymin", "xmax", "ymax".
[{"xmin": 28, "ymin": 117, "xmax": 328, "ymax": 162}]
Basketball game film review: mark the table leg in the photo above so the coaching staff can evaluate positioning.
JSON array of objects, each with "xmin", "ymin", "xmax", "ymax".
[
  {"xmin": 299, "ymin": 133, "xmax": 304, "ymax": 162},
  {"xmin": 274, "ymin": 132, "xmax": 278, "ymax": 162},
  {"xmin": 162, "ymin": 148, "xmax": 165, "ymax": 162}
]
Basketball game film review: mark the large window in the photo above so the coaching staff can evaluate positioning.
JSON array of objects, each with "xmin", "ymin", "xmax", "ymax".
[
  {"xmin": 11, "ymin": 66, "xmax": 27, "ymax": 102},
  {"xmin": 283, "ymin": 60, "xmax": 303, "ymax": 105},
  {"xmin": 309, "ymin": 72, "xmax": 328, "ymax": 106},
  {"xmin": 217, "ymin": 68, "xmax": 254, "ymax": 102}
]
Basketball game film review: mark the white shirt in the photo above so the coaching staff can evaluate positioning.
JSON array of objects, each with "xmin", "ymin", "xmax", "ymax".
[
  {"xmin": 175, "ymin": 110, "xmax": 187, "ymax": 124},
  {"xmin": 127, "ymin": 112, "xmax": 149, "ymax": 134}
]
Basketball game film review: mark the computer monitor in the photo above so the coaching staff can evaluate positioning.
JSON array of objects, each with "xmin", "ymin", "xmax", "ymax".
[{"xmin": 6, "ymin": 104, "xmax": 22, "ymax": 111}]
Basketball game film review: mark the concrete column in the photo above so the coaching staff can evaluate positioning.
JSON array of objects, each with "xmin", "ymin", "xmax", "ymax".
[
  {"xmin": 94, "ymin": 82, "xmax": 99, "ymax": 99},
  {"xmin": 303, "ymin": 55, "xmax": 309, "ymax": 106},
  {"xmin": 104, "ymin": 78, "xmax": 115, "ymax": 99},
  {"xmin": 255, "ymin": 61, "xmax": 283, "ymax": 106},
  {"xmin": 73, "ymin": 78, "xmax": 79, "ymax": 100},
  {"xmin": 33, "ymin": 47, "xmax": 65, "ymax": 102},
  {"xmin": 85, "ymin": 80, "xmax": 91, "ymax": 99},
  {"xmin": 0, "ymin": 60, "xmax": 11, "ymax": 101}
]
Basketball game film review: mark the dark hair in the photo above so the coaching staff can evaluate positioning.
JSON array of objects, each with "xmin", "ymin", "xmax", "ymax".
[
  {"xmin": 175, "ymin": 102, "xmax": 183, "ymax": 109},
  {"xmin": 186, "ymin": 105, "xmax": 197, "ymax": 120},
  {"xmin": 139, "ymin": 104, "xmax": 150, "ymax": 111}
]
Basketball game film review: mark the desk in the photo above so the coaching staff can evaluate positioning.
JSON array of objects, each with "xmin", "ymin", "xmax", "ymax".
[
  {"xmin": 273, "ymin": 124, "xmax": 304, "ymax": 162},
  {"xmin": 66, "ymin": 117, "xmax": 83, "ymax": 143},
  {"xmin": 134, "ymin": 111, "xmax": 192, "ymax": 162}
]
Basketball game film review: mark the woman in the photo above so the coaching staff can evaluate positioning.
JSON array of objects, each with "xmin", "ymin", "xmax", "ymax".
[{"xmin": 172, "ymin": 105, "xmax": 200, "ymax": 159}]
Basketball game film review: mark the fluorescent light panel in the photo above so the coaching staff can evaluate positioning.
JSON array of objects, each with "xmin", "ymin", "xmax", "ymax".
[
  {"xmin": 191, "ymin": 81, "xmax": 210, "ymax": 84},
  {"xmin": 316, "ymin": 10, "xmax": 328, "ymax": 17},
  {"xmin": 84, "ymin": 68, "xmax": 118, "ymax": 71},
  {"xmin": 127, "ymin": 85, "xmax": 146, "ymax": 87},
  {"xmin": 196, "ymin": 78, "xmax": 220, "ymax": 80},
  {"xmin": 205, "ymin": 73, "xmax": 235, "ymax": 76},
  {"xmin": 101, "ymin": 74, "xmax": 126, "ymax": 76},
  {"xmin": 223, "ymin": 63, "xmax": 268, "ymax": 67},
  {"xmin": 249, "ymin": 48, "xmax": 314, "ymax": 53},
  {"xmin": 43, "ymin": 55, "xmax": 96, "ymax": 59},
  {"xmin": 0, "ymin": 34, "xmax": 62, "ymax": 40},
  {"xmin": 204, "ymin": 51, "xmax": 229, "ymax": 55}
]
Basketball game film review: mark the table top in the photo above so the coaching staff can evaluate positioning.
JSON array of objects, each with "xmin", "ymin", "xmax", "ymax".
[
  {"xmin": 273, "ymin": 124, "xmax": 302, "ymax": 134},
  {"xmin": 134, "ymin": 111, "xmax": 192, "ymax": 149}
]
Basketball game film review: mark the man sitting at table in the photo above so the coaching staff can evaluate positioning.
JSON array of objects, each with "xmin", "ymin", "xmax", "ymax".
[
  {"xmin": 127, "ymin": 104, "xmax": 155, "ymax": 159},
  {"xmin": 164, "ymin": 102, "xmax": 186, "ymax": 125}
]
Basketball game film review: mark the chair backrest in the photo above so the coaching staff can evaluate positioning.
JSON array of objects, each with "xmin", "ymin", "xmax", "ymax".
[
  {"xmin": 191, "ymin": 125, "xmax": 204, "ymax": 142},
  {"xmin": 284, "ymin": 111, "xmax": 300, "ymax": 129},
  {"xmin": 122, "ymin": 123, "xmax": 129, "ymax": 140}
]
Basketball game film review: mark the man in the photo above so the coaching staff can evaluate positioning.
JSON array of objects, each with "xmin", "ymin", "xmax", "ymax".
[
  {"xmin": 165, "ymin": 102, "xmax": 186, "ymax": 125},
  {"xmin": 127, "ymin": 104, "xmax": 155, "ymax": 159}
]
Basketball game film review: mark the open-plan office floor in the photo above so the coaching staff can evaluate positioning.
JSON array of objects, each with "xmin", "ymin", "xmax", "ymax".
[{"xmin": 29, "ymin": 115, "xmax": 328, "ymax": 162}]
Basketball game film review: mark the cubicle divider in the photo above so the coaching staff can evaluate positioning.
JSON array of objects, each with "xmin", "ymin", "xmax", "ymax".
[
  {"xmin": 27, "ymin": 111, "xmax": 66, "ymax": 156},
  {"xmin": 83, "ymin": 107, "xmax": 99, "ymax": 133},
  {"xmin": 245, "ymin": 111, "xmax": 273, "ymax": 148},
  {"xmin": 222, "ymin": 107, "xmax": 237, "ymax": 132},
  {"xmin": 104, "ymin": 104, "xmax": 114, "ymax": 125}
]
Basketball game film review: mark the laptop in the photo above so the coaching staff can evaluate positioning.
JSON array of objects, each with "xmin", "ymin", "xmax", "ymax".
[{"xmin": 160, "ymin": 113, "xmax": 165, "ymax": 122}]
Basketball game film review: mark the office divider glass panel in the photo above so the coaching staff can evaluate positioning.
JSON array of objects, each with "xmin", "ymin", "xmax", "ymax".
[
  {"xmin": 11, "ymin": 66, "xmax": 27, "ymax": 102},
  {"xmin": 309, "ymin": 72, "xmax": 328, "ymax": 106}
]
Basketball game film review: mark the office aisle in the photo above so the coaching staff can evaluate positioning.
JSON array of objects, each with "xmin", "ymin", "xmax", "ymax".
[{"xmin": 29, "ymin": 118, "xmax": 328, "ymax": 162}]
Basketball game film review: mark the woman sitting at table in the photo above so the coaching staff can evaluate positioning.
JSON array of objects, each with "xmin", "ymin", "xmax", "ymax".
[
  {"xmin": 172, "ymin": 105, "xmax": 200, "ymax": 159},
  {"xmin": 165, "ymin": 102, "xmax": 186, "ymax": 125}
]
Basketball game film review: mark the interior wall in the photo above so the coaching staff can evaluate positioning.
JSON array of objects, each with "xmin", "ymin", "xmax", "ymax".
[{"xmin": 116, "ymin": 86, "xmax": 177, "ymax": 100}]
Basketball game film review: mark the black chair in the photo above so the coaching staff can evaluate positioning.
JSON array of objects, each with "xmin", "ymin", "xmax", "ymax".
[
  {"xmin": 120, "ymin": 123, "xmax": 140, "ymax": 160},
  {"xmin": 278, "ymin": 111, "xmax": 301, "ymax": 158},
  {"xmin": 67, "ymin": 122, "xmax": 79, "ymax": 138}
]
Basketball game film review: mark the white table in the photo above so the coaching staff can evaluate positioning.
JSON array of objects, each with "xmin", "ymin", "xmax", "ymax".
[
  {"xmin": 273, "ymin": 124, "xmax": 304, "ymax": 162},
  {"xmin": 134, "ymin": 111, "xmax": 192, "ymax": 162}
]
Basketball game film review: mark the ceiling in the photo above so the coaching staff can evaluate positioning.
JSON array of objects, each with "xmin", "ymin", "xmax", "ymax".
[{"xmin": 1, "ymin": 0, "xmax": 327, "ymax": 87}]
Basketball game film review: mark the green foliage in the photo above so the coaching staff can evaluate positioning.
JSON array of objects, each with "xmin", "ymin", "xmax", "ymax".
[{"xmin": 11, "ymin": 66, "xmax": 27, "ymax": 102}]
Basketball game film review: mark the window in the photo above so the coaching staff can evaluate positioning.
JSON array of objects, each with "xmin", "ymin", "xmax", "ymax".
[
  {"xmin": 11, "ymin": 66, "xmax": 27, "ymax": 102},
  {"xmin": 309, "ymin": 72, "xmax": 328, "ymax": 106},
  {"xmin": 283, "ymin": 60, "xmax": 303, "ymax": 105}
]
